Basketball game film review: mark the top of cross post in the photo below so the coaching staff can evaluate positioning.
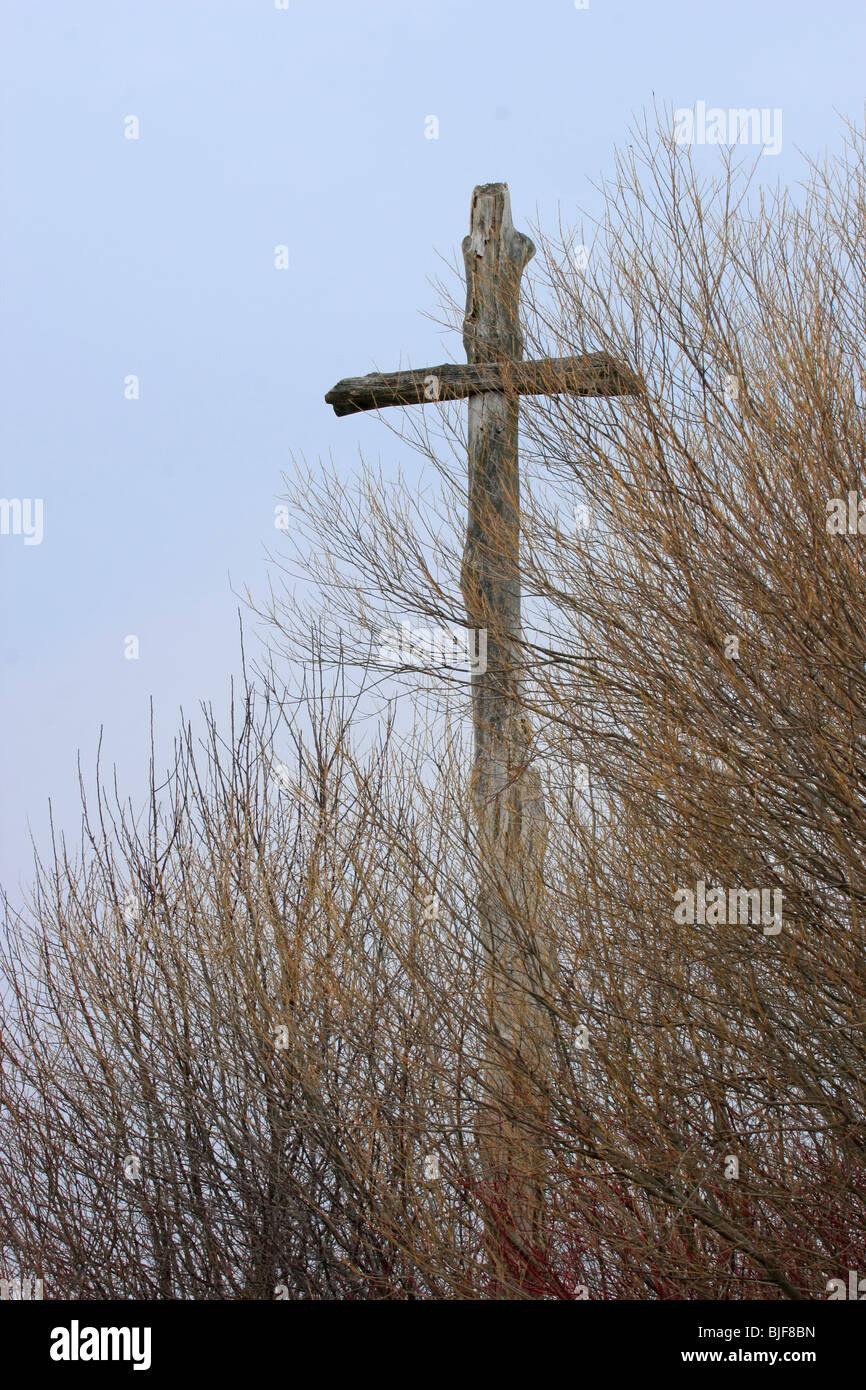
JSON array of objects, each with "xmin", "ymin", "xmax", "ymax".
[{"xmin": 462, "ymin": 183, "xmax": 535, "ymax": 365}]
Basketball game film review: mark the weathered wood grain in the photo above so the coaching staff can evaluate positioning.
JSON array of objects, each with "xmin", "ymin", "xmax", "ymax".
[{"xmin": 325, "ymin": 352, "xmax": 641, "ymax": 416}]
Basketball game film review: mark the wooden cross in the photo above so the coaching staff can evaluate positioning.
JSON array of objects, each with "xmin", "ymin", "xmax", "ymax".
[{"xmin": 326, "ymin": 183, "xmax": 638, "ymax": 1280}]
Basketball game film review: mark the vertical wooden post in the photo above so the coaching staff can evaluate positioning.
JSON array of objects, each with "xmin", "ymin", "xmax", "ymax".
[
  {"xmin": 460, "ymin": 184, "xmax": 553, "ymax": 1288},
  {"xmin": 327, "ymin": 182, "xmax": 639, "ymax": 1291}
]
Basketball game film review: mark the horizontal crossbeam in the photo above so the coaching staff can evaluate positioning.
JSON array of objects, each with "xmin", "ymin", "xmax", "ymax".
[{"xmin": 325, "ymin": 352, "xmax": 641, "ymax": 417}]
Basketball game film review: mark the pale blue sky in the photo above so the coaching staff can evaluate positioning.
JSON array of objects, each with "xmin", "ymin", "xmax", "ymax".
[{"xmin": 1, "ymin": 0, "xmax": 863, "ymax": 896}]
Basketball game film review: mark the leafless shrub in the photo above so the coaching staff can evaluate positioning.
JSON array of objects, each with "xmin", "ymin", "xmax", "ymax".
[{"xmin": 3, "ymin": 115, "xmax": 865, "ymax": 1299}]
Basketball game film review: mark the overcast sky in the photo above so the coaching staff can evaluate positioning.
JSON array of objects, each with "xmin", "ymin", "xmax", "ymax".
[{"xmin": 1, "ymin": 0, "xmax": 864, "ymax": 899}]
